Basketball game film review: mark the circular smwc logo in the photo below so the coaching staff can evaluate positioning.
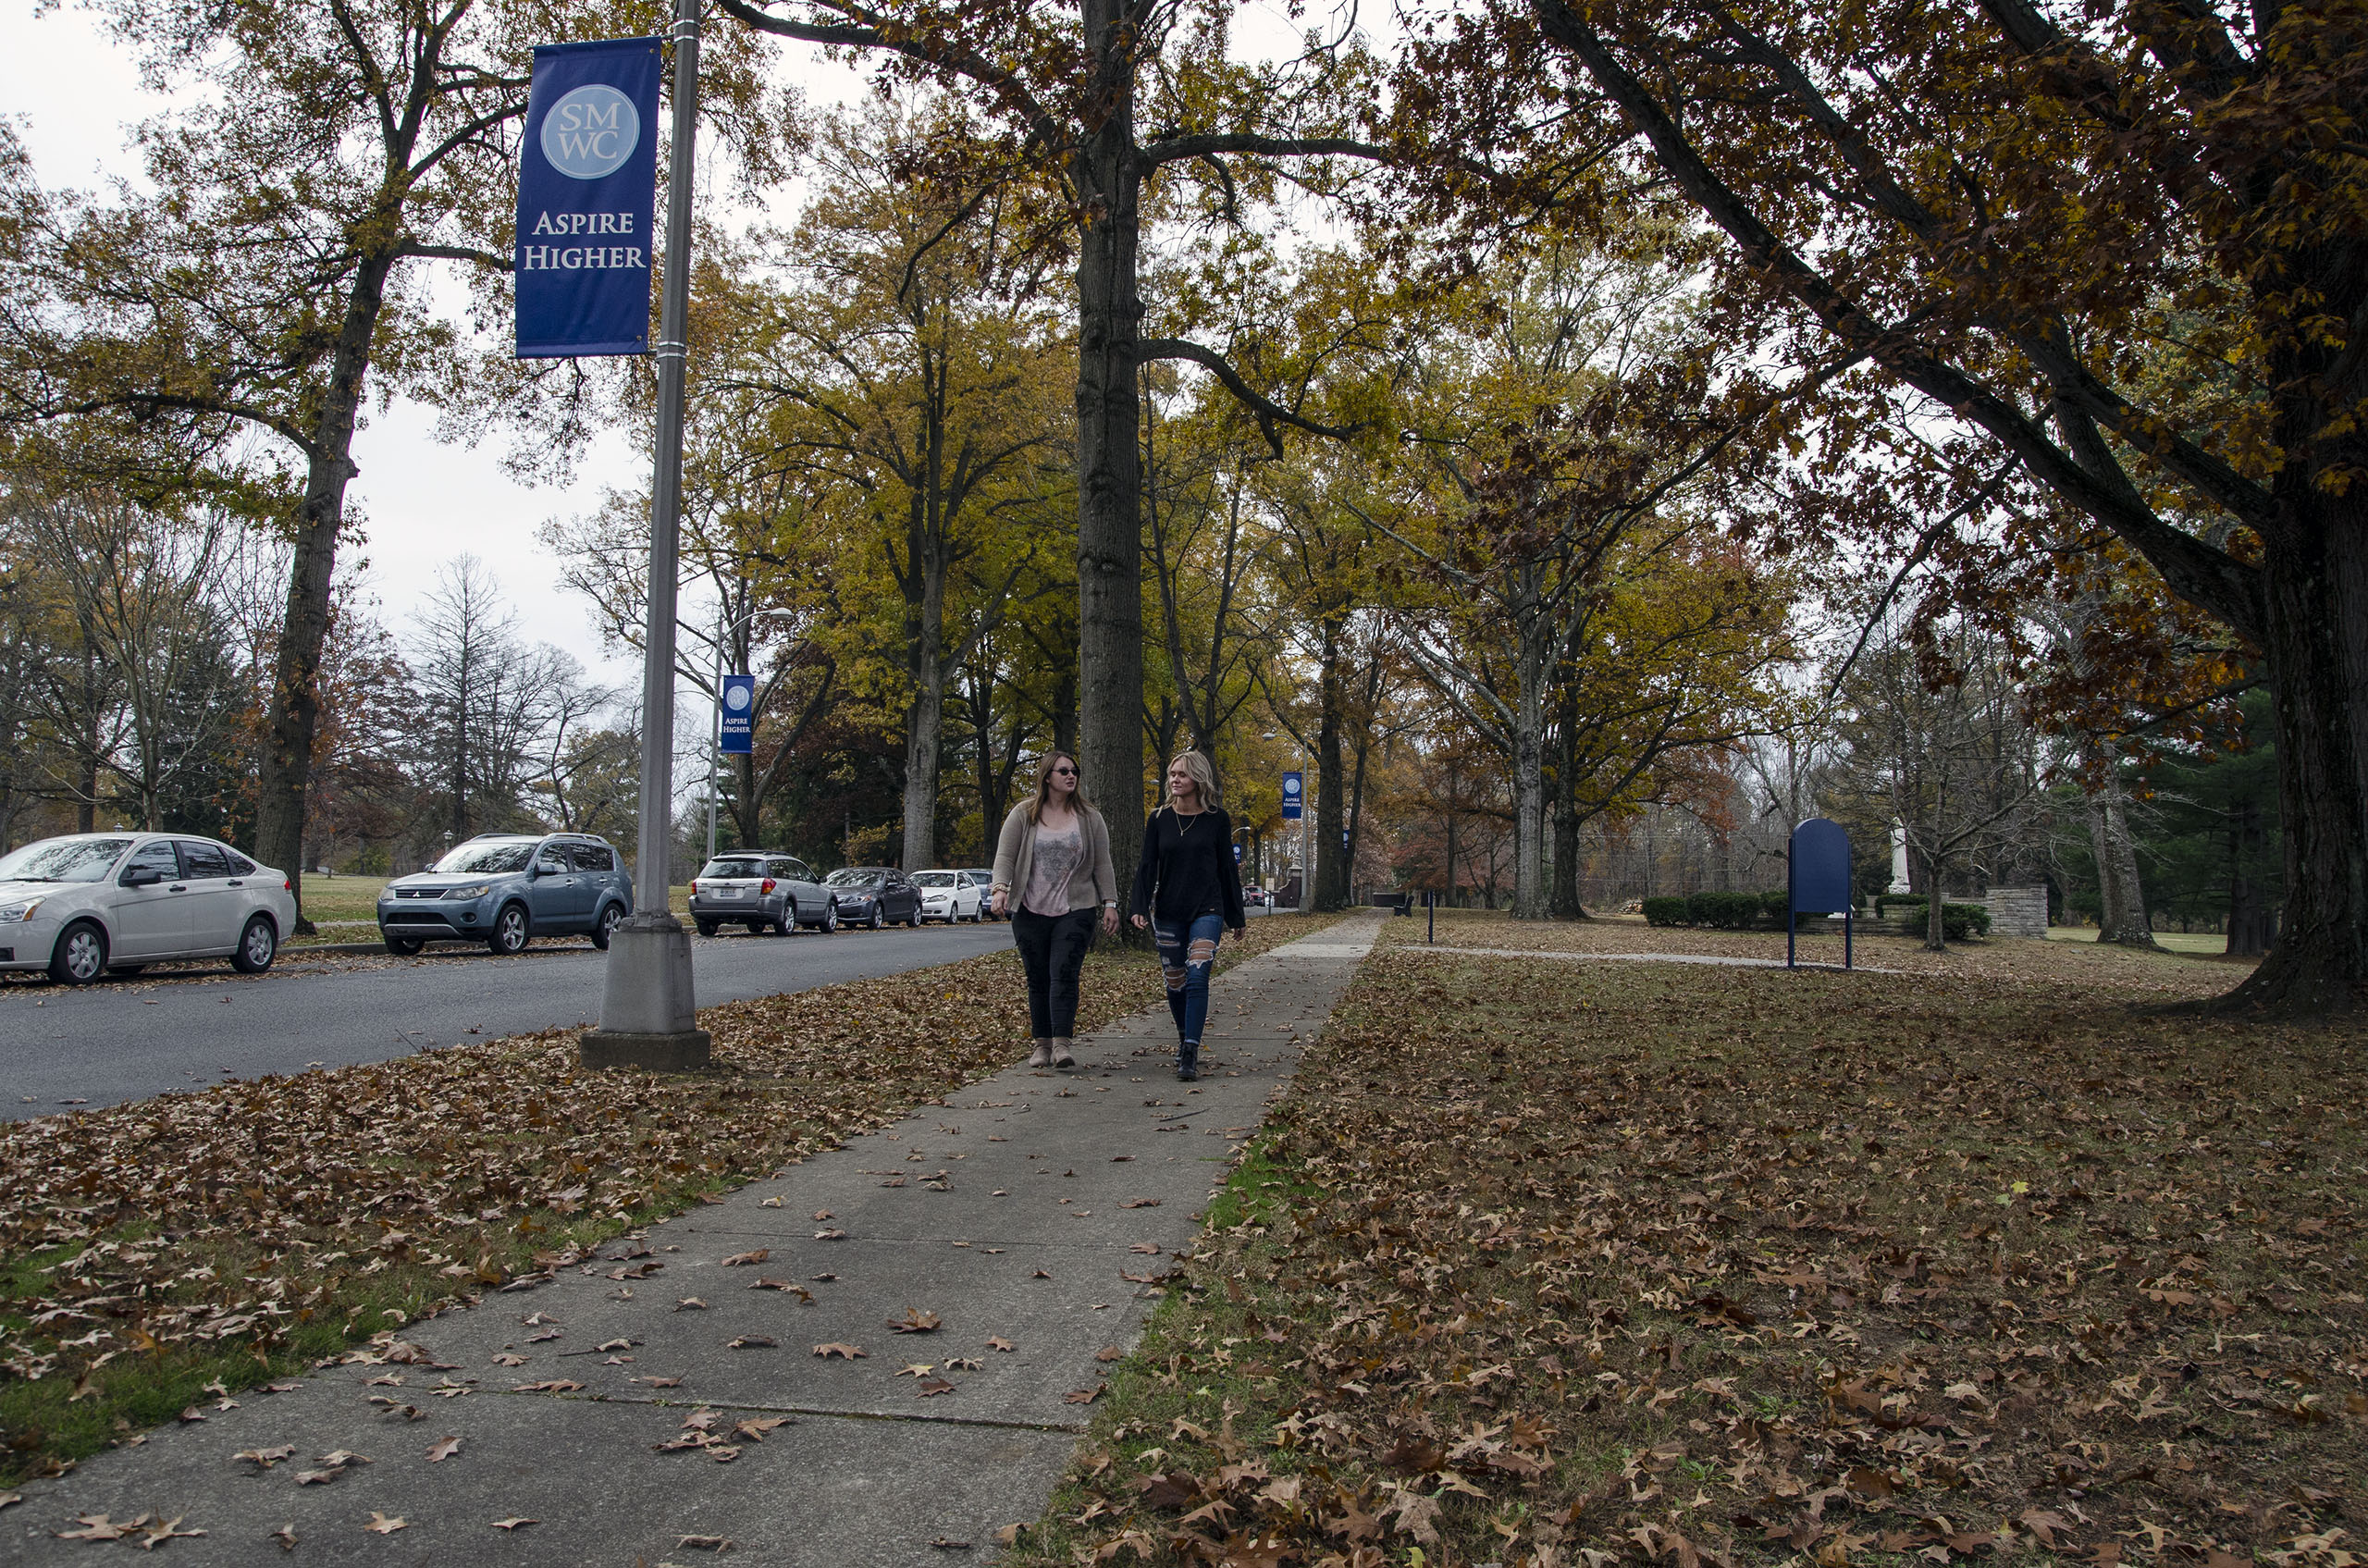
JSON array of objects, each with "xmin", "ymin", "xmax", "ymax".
[
  {"xmin": 724, "ymin": 685, "xmax": 752, "ymax": 712},
  {"xmin": 540, "ymin": 85, "xmax": 640, "ymax": 179}
]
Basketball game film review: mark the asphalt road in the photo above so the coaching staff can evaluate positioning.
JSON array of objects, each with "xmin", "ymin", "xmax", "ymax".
[{"xmin": 1, "ymin": 920, "xmax": 1017, "ymax": 1121}]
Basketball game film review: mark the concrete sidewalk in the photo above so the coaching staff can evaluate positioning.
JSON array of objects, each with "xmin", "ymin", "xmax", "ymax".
[{"xmin": 4, "ymin": 915, "xmax": 1384, "ymax": 1566}]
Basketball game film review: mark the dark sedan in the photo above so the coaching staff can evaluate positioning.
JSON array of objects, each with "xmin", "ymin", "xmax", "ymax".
[{"xmin": 823, "ymin": 867, "xmax": 921, "ymax": 929}]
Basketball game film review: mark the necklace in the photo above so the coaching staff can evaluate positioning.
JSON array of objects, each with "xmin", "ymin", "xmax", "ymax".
[{"xmin": 1173, "ymin": 808, "xmax": 1199, "ymax": 837}]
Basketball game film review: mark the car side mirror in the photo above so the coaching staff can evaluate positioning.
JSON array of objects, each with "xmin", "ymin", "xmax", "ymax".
[{"xmin": 122, "ymin": 867, "xmax": 165, "ymax": 887}]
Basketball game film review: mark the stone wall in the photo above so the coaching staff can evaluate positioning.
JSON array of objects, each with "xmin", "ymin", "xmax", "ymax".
[{"xmin": 1982, "ymin": 886, "xmax": 2050, "ymax": 939}]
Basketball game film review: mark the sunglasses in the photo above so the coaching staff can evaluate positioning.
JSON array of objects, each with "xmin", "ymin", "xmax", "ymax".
[{"xmin": 1053, "ymin": 768, "xmax": 1077, "ymax": 776}]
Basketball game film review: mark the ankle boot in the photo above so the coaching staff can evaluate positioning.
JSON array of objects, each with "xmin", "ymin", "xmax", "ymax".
[
  {"xmin": 1176, "ymin": 1042, "xmax": 1200, "ymax": 1082},
  {"xmin": 1053, "ymin": 1038, "xmax": 1076, "ymax": 1068},
  {"xmin": 1026, "ymin": 1040, "xmax": 1052, "ymax": 1068}
]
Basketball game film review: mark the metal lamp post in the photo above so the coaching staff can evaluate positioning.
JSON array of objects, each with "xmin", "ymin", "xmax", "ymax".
[
  {"xmin": 705, "ymin": 606, "xmax": 796, "ymax": 863},
  {"xmin": 1262, "ymin": 731, "xmax": 1312, "ymax": 914},
  {"xmin": 582, "ymin": 0, "xmax": 709, "ymax": 1071}
]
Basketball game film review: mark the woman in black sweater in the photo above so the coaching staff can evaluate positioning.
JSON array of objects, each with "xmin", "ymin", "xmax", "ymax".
[{"xmin": 1128, "ymin": 749, "xmax": 1245, "ymax": 1080}]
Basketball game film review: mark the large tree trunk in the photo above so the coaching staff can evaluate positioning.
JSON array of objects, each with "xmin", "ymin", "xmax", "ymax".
[
  {"xmin": 2086, "ymin": 772, "xmax": 2160, "ymax": 949},
  {"xmin": 1315, "ymin": 633, "xmax": 1349, "ymax": 911},
  {"xmin": 253, "ymin": 249, "xmax": 394, "ymax": 926},
  {"xmin": 2232, "ymin": 525, "xmax": 2368, "ymax": 1010},
  {"xmin": 1511, "ymin": 611, "xmax": 1548, "ymax": 920},
  {"xmin": 2226, "ymin": 787, "xmax": 2274, "ymax": 958},
  {"xmin": 901, "ymin": 662, "xmax": 944, "ymax": 871},
  {"xmin": 1923, "ymin": 845, "xmax": 1946, "ymax": 954},
  {"xmin": 1072, "ymin": 0, "xmax": 1146, "ymax": 888},
  {"xmin": 1549, "ymin": 683, "xmax": 1585, "ymax": 917}
]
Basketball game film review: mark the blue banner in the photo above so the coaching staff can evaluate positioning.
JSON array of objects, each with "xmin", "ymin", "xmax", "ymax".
[
  {"xmin": 719, "ymin": 674, "xmax": 756, "ymax": 755},
  {"xmin": 1280, "ymin": 771, "xmax": 1303, "ymax": 821},
  {"xmin": 514, "ymin": 36, "xmax": 662, "ymax": 359}
]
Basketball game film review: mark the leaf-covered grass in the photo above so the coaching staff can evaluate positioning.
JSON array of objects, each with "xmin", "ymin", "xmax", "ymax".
[
  {"xmin": 0, "ymin": 911, "xmax": 1342, "ymax": 1485},
  {"xmin": 1018, "ymin": 928, "xmax": 2366, "ymax": 1568}
]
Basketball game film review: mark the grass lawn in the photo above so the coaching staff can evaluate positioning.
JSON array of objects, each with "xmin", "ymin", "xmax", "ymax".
[
  {"xmin": 288, "ymin": 882, "xmax": 710, "ymax": 945},
  {"xmin": 282, "ymin": 874, "xmax": 386, "ymax": 943},
  {"xmin": 1013, "ymin": 909, "xmax": 2364, "ymax": 1568},
  {"xmin": 2048, "ymin": 928, "xmax": 2247, "ymax": 959},
  {"xmin": 0, "ymin": 912, "xmax": 1343, "ymax": 1485}
]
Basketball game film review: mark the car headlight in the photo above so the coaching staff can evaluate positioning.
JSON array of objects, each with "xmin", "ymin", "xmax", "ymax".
[
  {"xmin": 0, "ymin": 898, "xmax": 43, "ymax": 922},
  {"xmin": 444, "ymin": 884, "xmax": 493, "ymax": 900}
]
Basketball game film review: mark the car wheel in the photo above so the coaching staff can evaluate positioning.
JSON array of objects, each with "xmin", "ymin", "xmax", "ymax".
[
  {"xmin": 231, "ymin": 914, "xmax": 278, "ymax": 974},
  {"xmin": 867, "ymin": 907, "xmax": 883, "ymax": 931},
  {"xmin": 695, "ymin": 920, "xmax": 718, "ymax": 938},
  {"xmin": 487, "ymin": 903, "xmax": 531, "ymax": 956},
  {"xmin": 49, "ymin": 920, "xmax": 107, "ymax": 985},
  {"xmin": 818, "ymin": 902, "xmax": 838, "ymax": 933},
  {"xmin": 589, "ymin": 903, "xmax": 622, "ymax": 951},
  {"xmin": 384, "ymin": 934, "xmax": 424, "ymax": 956}
]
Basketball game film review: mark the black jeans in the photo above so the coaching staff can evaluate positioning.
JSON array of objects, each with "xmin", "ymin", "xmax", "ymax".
[{"xmin": 1011, "ymin": 906, "xmax": 1098, "ymax": 1037}]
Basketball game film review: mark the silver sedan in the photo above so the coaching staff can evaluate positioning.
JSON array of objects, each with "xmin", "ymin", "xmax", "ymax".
[{"xmin": 0, "ymin": 833, "xmax": 298, "ymax": 983}]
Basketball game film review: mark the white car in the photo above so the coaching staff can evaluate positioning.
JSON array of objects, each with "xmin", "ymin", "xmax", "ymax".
[
  {"xmin": 914, "ymin": 870, "xmax": 985, "ymax": 923},
  {"xmin": 0, "ymin": 833, "xmax": 297, "ymax": 983}
]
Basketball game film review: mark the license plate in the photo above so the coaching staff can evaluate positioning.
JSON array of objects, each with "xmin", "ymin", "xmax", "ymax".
[{"xmin": 718, "ymin": 887, "xmax": 745, "ymax": 900}]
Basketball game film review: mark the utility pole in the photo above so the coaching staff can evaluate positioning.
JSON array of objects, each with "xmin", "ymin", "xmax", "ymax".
[{"xmin": 584, "ymin": 0, "xmax": 709, "ymax": 1070}]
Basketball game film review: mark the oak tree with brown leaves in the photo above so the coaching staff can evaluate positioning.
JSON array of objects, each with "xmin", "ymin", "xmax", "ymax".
[{"xmin": 1394, "ymin": 0, "xmax": 2368, "ymax": 1011}]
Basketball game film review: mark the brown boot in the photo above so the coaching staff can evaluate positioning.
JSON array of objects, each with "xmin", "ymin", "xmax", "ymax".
[
  {"xmin": 1052, "ymin": 1038, "xmax": 1076, "ymax": 1068},
  {"xmin": 1026, "ymin": 1041, "xmax": 1052, "ymax": 1068}
]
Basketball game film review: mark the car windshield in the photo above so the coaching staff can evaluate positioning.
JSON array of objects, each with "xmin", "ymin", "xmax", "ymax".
[
  {"xmin": 432, "ymin": 841, "xmax": 536, "ymax": 874},
  {"xmin": 0, "ymin": 837, "xmax": 134, "ymax": 883},
  {"xmin": 914, "ymin": 872, "xmax": 956, "ymax": 887},
  {"xmin": 826, "ymin": 869, "xmax": 882, "ymax": 887},
  {"xmin": 700, "ymin": 858, "xmax": 765, "ymax": 879}
]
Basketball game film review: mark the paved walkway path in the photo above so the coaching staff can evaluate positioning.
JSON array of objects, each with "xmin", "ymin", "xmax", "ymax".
[
  {"xmin": 1391, "ymin": 941, "xmax": 1899, "ymax": 974},
  {"xmin": 4, "ymin": 914, "xmax": 1385, "ymax": 1567}
]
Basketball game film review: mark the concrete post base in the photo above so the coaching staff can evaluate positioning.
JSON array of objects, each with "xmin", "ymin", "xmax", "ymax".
[{"xmin": 580, "ymin": 912, "xmax": 709, "ymax": 1070}]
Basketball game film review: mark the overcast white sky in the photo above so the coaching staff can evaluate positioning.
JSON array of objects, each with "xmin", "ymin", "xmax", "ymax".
[
  {"xmin": 0, "ymin": 5, "xmax": 824, "ymax": 690},
  {"xmin": 1, "ymin": 0, "xmax": 1315, "ymax": 699}
]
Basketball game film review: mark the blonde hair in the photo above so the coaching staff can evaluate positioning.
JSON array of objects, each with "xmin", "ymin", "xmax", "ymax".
[
  {"xmin": 1163, "ymin": 749, "xmax": 1221, "ymax": 811},
  {"xmin": 1024, "ymin": 751, "xmax": 1092, "ymax": 824}
]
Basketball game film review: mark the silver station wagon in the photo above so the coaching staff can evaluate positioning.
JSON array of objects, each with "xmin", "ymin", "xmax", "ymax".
[
  {"xmin": 689, "ymin": 852, "xmax": 837, "ymax": 937},
  {"xmin": 0, "ymin": 832, "xmax": 298, "ymax": 983}
]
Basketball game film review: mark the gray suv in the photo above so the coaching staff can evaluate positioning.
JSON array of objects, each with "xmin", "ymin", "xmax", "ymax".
[{"xmin": 377, "ymin": 833, "xmax": 633, "ymax": 956}]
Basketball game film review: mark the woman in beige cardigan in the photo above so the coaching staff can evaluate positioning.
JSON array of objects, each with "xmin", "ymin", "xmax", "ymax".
[{"xmin": 990, "ymin": 751, "xmax": 1119, "ymax": 1068}]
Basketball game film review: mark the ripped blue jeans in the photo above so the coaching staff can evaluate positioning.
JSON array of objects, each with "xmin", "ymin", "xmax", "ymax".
[{"xmin": 1155, "ymin": 913, "xmax": 1227, "ymax": 1045}]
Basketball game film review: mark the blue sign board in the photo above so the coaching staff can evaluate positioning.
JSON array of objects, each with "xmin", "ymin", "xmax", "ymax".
[
  {"xmin": 719, "ymin": 673, "xmax": 756, "ymax": 755},
  {"xmin": 1787, "ymin": 816, "xmax": 1854, "ymax": 969},
  {"xmin": 1232, "ymin": 843, "xmax": 1243, "ymax": 863},
  {"xmin": 514, "ymin": 37, "xmax": 662, "ymax": 359},
  {"xmin": 1280, "ymin": 771, "xmax": 1302, "ymax": 821}
]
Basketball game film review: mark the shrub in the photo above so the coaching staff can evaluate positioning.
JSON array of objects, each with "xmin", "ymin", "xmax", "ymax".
[
  {"xmin": 1640, "ymin": 896, "xmax": 1689, "ymax": 927},
  {"xmin": 1876, "ymin": 895, "xmax": 1992, "ymax": 940},
  {"xmin": 1680, "ymin": 891, "xmax": 1760, "ymax": 929}
]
